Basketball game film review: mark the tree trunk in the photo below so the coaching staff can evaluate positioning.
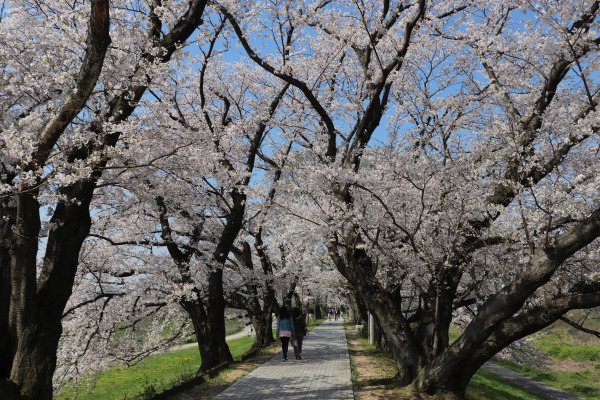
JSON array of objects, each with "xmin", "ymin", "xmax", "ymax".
[
  {"xmin": 410, "ymin": 360, "xmax": 471, "ymax": 400},
  {"xmin": 330, "ymin": 245, "xmax": 424, "ymax": 385},
  {"xmin": 250, "ymin": 312, "xmax": 272, "ymax": 350},
  {"xmin": 348, "ymin": 292, "xmax": 368, "ymax": 325},
  {"xmin": 201, "ymin": 269, "xmax": 232, "ymax": 373},
  {"xmin": 245, "ymin": 296, "xmax": 274, "ymax": 351},
  {"xmin": 0, "ymin": 199, "xmax": 15, "ymax": 382},
  {"xmin": 2, "ymin": 187, "xmax": 92, "ymax": 400},
  {"xmin": 314, "ymin": 302, "xmax": 323, "ymax": 319},
  {"xmin": 8, "ymin": 313, "xmax": 63, "ymax": 400},
  {"xmin": 183, "ymin": 296, "xmax": 233, "ymax": 374}
]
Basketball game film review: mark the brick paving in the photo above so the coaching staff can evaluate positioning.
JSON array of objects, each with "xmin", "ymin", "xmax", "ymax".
[{"xmin": 211, "ymin": 319, "xmax": 353, "ymax": 400}]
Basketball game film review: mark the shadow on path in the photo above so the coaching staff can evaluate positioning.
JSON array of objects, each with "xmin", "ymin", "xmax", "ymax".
[{"xmin": 210, "ymin": 319, "xmax": 353, "ymax": 400}]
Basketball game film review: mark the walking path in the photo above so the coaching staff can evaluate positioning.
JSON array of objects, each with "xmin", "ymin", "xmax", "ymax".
[
  {"xmin": 482, "ymin": 362, "xmax": 584, "ymax": 400},
  {"xmin": 171, "ymin": 325, "xmax": 254, "ymax": 352},
  {"xmin": 177, "ymin": 320, "xmax": 581, "ymax": 400},
  {"xmin": 211, "ymin": 319, "xmax": 353, "ymax": 400}
]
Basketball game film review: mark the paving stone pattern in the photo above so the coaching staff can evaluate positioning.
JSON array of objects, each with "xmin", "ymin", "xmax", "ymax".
[{"xmin": 211, "ymin": 319, "xmax": 353, "ymax": 400}]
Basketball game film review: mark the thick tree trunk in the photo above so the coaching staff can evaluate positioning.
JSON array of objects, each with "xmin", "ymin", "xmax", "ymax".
[
  {"xmin": 348, "ymin": 291, "xmax": 368, "ymax": 325},
  {"xmin": 232, "ymin": 241, "xmax": 276, "ymax": 351},
  {"xmin": 0, "ymin": 199, "xmax": 15, "ymax": 381},
  {"xmin": 253, "ymin": 296, "xmax": 275, "ymax": 350},
  {"xmin": 8, "ymin": 314, "xmax": 63, "ymax": 400},
  {"xmin": 250, "ymin": 312, "xmax": 272, "ymax": 350},
  {"xmin": 199, "ymin": 269, "xmax": 233, "ymax": 373},
  {"xmin": 3, "ymin": 188, "xmax": 92, "ymax": 400},
  {"xmin": 184, "ymin": 297, "xmax": 232, "ymax": 374},
  {"xmin": 240, "ymin": 295, "xmax": 274, "ymax": 351},
  {"xmin": 330, "ymin": 245, "xmax": 424, "ymax": 385},
  {"xmin": 314, "ymin": 302, "xmax": 323, "ymax": 319}
]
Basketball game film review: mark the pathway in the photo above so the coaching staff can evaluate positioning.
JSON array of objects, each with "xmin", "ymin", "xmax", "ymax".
[
  {"xmin": 211, "ymin": 319, "xmax": 353, "ymax": 400},
  {"xmin": 171, "ymin": 325, "xmax": 254, "ymax": 352},
  {"xmin": 482, "ymin": 362, "xmax": 584, "ymax": 400}
]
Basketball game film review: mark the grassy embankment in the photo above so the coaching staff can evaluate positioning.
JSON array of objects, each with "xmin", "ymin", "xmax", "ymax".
[
  {"xmin": 57, "ymin": 318, "xmax": 324, "ymax": 400},
  {"xmin": 346, "ymin": 321, "xmax": 548, "ymax": 400},
  {"xmin": 57, "ymin": 337, "xmax": 254, "ymax": 400},
  {"xmin": 494, "ymin": 314, "xmax": 600, "ymax": 400}
]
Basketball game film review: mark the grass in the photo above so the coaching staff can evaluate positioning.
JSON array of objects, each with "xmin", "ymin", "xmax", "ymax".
[
  {"xmin": 183, "ymin": 319, "xmax": 245, "ymax": 344},
  {"xmin": 533, "ymin": 332, "xmax": 600, "ymax": 362},
  {"xmin": 346, "ymin": 331, "xmax": 546, "ymax": 400},
  {"xmin": 56, "ymin": 336, "xmax": 254, "ymax": 400},
  {"xmin": 58, "ymin": 318, "xmax": 326, "ymax": 400},
  {"xmin": 494, "ymin": 358, "xmax": 600, "ymax": 399},
  {"xmin": 490, "ymin": 315, "xmax": 600, "ymax": 399},
  {"xmin": 466, "ymin": 369, "xmax": 548, "ymax": 400},
  {"xmin": 168, "ymin": 318, "xmax": 327, "ymax": 400}
]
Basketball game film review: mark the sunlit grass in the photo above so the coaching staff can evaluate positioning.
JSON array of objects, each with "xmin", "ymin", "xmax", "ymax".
[
  {"xmin": 347, "ymin": 331, "xmax": 547, "ymax": 400},
  {"xmin": 56, "ymin": 337, "xmax": 254, "ymax": 400},
  {"xmin": 466, "ymin": 369, "xmax": 548, "ymax": 400},
  {"xmin": 494, "ymin": 359, "xmax": 600, "ymax": 400}
]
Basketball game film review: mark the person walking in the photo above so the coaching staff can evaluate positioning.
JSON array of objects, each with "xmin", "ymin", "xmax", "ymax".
[
  {"xmin": 276, "ymin": 306, "xmax": 295, "ymax": 361},
  {"xmin": 292, "ymin": 307, "xmax": 306, "ymax": 360}
]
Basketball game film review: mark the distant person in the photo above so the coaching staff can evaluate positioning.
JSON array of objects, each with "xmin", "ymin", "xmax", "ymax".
[
  {"xmin": 276, "ymin": 306, "xmax": 295, "ymax": 361},
  {"xmin": 292, "ymin": 307, "xmax": 306, "ymax": 360}
]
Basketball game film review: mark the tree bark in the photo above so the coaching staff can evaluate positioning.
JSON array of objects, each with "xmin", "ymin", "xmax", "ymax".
[
  {"xmin": 182, "ymin": 285, "xmax": 233, "ymax": 375},
  {"xmin": 0, "ymin": 198, "xmax": 15, "ymax": 381},
  {"xmin": 250, "ymin": 309, "xmax": 274, "ymax": 350},
  {"xmin": 0, "ymin": 0, "xmax": 212, "ymax": 396},
  {"xmin": 0, "ymin": 1, "xmax": 110, "ymax": 397},
  {"xmin": 202, "ymin": 269, "xmax": 233, "ymax": 372},
  {"xmin": 314, "ymin": 301, "xmax": 323, "ymax": 319},
  {"xmin": 5, "ymin": 182, "xmax": 94, "ymax": 400}
]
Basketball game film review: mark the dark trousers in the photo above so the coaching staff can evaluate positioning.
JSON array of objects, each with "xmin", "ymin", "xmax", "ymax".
[
  {"xmin": 293, "ymin": 334, "xmax": 304, "ymax": 357},
  {"xmin": 281, "ymin": 337, "xmax": 291, "ymax": 358}
]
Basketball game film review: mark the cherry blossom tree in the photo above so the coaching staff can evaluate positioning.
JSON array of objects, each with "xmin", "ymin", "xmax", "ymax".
[
  {"xmin": 73, "ymin": 38, "xmax": 296, "ymax": 372},
  {"xmin": 3, "ymin": 1, "xmax": 599, "ymax": 399},
  {"xmin": 0, "ymin": 0, "xmax": 208, "ymax": 398},
  {"xmin": 56, "ymin": 241, "xmax": 189, "ymax": 392},
  {"xmin": 220, "ymin": 0, "xmax": 600, "ymax": 398}
]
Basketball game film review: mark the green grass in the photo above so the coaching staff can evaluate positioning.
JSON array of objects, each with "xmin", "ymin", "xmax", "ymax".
[
  {"xmin": 452, "ymin": 317, "xmax": 600, "ymax": 399},
  {"xmin": 308, "ymin": 318, "xmax": 326, "ymax": 329},
  {"xmin": 533, "ymin": 332, "xmax": 600, "ymax": 362},
  {"xmin": 57, "ymin": 336, "xmax": 254, "ymax": 400},
  {"xmin": 494, "ymin": 359, "xmax": 600, "ymax": 399},
  {"xmin": 225, "ymin": 319, "xmax": 245, "ymax": 335},
  {"xmin": 495, "ymin": 322, "xmax": 600, "ymax": 399},
  {"xmin": 466, "ymin": 368, "xmax": 548, "ymax": 400},
  {"xmin": 347, "ymin": 331, "xmax": 547, "ymax": 400}
]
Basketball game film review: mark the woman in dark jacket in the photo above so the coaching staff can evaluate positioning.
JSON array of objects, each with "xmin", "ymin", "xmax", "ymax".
[
  {"xmin": 276, "ymin": 306, "xmax": 295, "ymax": 361},
  {"xmin": 292, "ymin": 307, "xmax": 306, "ymax": 360}
]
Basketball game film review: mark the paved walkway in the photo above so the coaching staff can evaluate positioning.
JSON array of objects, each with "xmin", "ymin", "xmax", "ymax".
[{"xmin": 211, "ymin": 319, "xmax": 353, "ymax": 400}]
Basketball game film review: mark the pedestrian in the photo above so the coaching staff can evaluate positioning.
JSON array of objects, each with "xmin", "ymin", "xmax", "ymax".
[
  {"xmin": 292, "ymin": 307, "xmax": 306, "ymax": 360},
  {"xmin": 276, "ymin": 306, "xmax": 295, "ymax": 361}
]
